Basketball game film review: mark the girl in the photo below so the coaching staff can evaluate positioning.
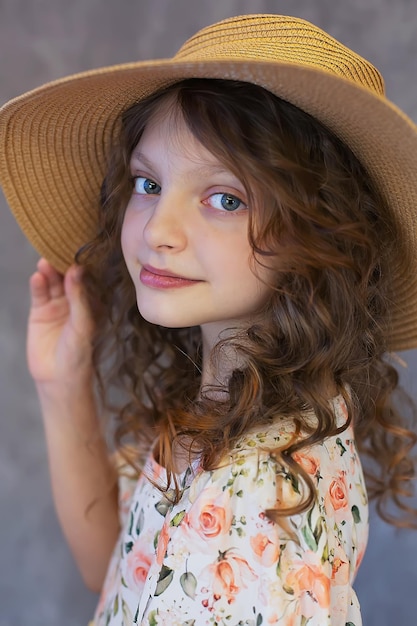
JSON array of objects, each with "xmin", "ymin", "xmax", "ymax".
[{"xmin": 1, "ymin": 13, "xmax": 417, "ymax": 626}]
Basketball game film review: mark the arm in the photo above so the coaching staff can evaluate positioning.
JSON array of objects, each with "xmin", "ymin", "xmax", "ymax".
[{"xmin": 27, "ymin": 259, "xmax": 120, "ymax": 592}]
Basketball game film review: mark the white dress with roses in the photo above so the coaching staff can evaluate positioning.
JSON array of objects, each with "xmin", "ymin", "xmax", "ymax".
[{"xmin": 92, "ymin": 396, "xmax": 368, "ymax": 626}]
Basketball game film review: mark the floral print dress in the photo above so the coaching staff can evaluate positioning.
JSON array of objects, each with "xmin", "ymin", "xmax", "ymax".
[{"xmin": 92, "ymin": 396, "xmax": 368, "ymax": 625}]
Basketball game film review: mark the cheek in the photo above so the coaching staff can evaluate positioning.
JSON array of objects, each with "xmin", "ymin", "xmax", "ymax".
[
  {"xmin": 120, "ymin": 218, "xmax": 130, "ymax": 264},
  {"xmin": 227, "ymin": 242, "xmax": 261, "ymax": 287},
  {"xmin": 208, "ymin": 232, "xmax": 252, "ymax": 275},
  {"xmin": 243, "ymin": 255, "xmax": 275, "ymax": 307},
  {"xmin": 121, "ymin": 207, "xmax": 141, "ymax": 261}
]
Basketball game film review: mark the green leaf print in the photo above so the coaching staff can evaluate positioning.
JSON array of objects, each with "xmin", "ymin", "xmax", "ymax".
[
  {"xmin": 155, "ymin": 565, "xmax": 174, "ymax": 596},
  {"xmin": 136, "ymin": 508, "xmax": 144, "ymax": 535},
  {"xmin": 276, "ymin": 545, "xmax": 286, "ymax": 576},
  {"xmin": 302, "ymin": 524, "xmax": 318, "ymax": 551},
  {"xmin": 288, "ymin": 471, "xmax": 300, "ymax": 494},
  {"xmin": 122, "ymin": 598, "xmax": 133, "ymax": 623},
  {"xmin": 336, "ymin": 437, "xmax": 347, "ymax": 455},
  {"xmin": 170, "ymin": 510, "xmax": 186, "ymax": 526},
  {"xmin": 313, "ymin": 516, "xmax": 325, "ymax": 544},
  {"xmin": 181, "ymin": 466, "xmax": 193, "ymax": 487},
  {"xmin": 124, "ymin": 541, "xmax": 134, "ymax": 554},
  {"xmin": 155, "ymin": 497, "xmax": 171, "ymax": 517},
  {"xmin": 256, "ymin": 614, "xmax": 263, "ymax": 625},
  {"xmin": 351, "ymin": 505, "xmax": 361, "ymax": 523},
  {"xmin": 148, "ymin": 609, "xmax": 158, "ymax": 626},
  {"xmin": 345, "ymin": 623, "xmax": 356, "ymax": 626},
  {"xmin": 180, "ymin": 571, "xmax": 197, "ymax": 599},
  {"xmin": 112, "ymin": 594, "xmax": 119, "ymax": 616}
]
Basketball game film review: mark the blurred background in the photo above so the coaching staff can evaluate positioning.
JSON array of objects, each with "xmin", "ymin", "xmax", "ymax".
[{"xmin": 1, "ymin": 1, "xmax": 416, "ymax": 624}]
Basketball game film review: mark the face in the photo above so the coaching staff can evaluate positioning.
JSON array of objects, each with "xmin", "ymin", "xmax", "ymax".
[{"xmin": 121, "ymin": 103, "xmax": 273, "ymax": 344}]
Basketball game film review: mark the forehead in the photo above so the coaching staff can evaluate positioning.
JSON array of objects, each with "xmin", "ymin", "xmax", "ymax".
[
  {"xmin": 131, "ymin": 98, "xmax": 228, "ymax": 172},
  {"xmin": 127, "ymin": 86, "xmax": 257, "ymax": 193}
]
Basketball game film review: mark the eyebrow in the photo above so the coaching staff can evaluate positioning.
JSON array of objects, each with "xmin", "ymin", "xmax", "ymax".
[
  {"xmin": 130, "ymin": 150, "xmax": 156, "ymax": 172},
  {"xmin": 130, "ymin": 149, "xmax": 238, "ymax": 180}
]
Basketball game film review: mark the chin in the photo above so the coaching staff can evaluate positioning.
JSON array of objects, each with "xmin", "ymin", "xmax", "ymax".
[{"xmin": 136, "ymin": 307, "xmax": 196, "ymax": 329}]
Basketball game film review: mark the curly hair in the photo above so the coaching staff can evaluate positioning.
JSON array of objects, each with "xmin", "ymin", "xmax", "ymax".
[{"xmin": 77, "ymin": 78, "xmax": 417, "ymax": 527}]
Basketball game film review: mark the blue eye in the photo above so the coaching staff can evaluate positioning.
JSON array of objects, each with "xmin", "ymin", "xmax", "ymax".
[
  {"xmin": 209, "ymin": 193, "xmax": 244, "ymax": 212},
  {"xmin": 133, "ymin": 177, "xmax": 161, "ymax": 195}
]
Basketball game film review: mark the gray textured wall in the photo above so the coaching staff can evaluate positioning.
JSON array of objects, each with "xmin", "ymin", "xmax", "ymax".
[{"xmin": 1, "ymin": 1, "xmax": 416, "ymax": 625}]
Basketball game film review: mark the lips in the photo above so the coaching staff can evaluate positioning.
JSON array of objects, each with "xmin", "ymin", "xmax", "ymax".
[
  {"xmin": 140, "ymin": 264, "xmax": 201, "ymax": 289},
  {"xmin": 142, "ymin": 264, "xmax": 190, "ymax": 279}
]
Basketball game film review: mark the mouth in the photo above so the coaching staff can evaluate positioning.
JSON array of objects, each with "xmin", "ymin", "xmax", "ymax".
[
  {"xmin": 140, "ymin": 264, "xmax": 202, "ymax": 289},
  {"xmin": 142, "ymin": 264, "xmax": 192, "ymax": 279}
]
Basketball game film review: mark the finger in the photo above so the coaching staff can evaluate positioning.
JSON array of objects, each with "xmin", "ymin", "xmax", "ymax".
[
  {"xmin": 64, "ymin": 266, "xmax": 94, "ymax": 333},
  {"xmin": 29, "ymin": 271, "xmax": 51, "ymax": 308},
  {"xmin": 37, "ymin": 258, "xmax": 65, "ymax": 299}
]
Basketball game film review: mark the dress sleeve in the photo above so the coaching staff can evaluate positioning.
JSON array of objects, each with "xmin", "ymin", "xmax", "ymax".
[{"xmin": 145, "ymin": 429, "xmax": 366, "ymax": 626}]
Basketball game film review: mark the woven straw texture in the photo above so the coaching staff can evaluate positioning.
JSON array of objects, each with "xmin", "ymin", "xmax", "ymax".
[{"xmin": 1, "ymin": 14, "xmax": 417, "ymax": 350}]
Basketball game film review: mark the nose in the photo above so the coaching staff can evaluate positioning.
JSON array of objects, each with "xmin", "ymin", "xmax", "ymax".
[{"xmin": 143, "ymin": 191, "xmax": 187, "ymax": 251}]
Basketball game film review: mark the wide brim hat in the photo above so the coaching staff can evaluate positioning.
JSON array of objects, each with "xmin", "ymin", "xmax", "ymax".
[{"xmin": 1, "ymin": 14, "xmax": 417, "ymax": 351}]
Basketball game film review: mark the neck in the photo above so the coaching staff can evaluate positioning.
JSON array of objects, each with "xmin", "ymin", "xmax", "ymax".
[{"xmin": 199, "ymin": 322, "xmax": 246, "ymax": 393}]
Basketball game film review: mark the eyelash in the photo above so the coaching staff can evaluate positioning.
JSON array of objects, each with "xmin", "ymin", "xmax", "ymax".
[
  {"xmin": 204, "ymin": 193, "xmax": 246, "ymax": 213},
  {"xmin": 131, "ymin": 176, "xmax": 161, "ymax": 195},
  {"xmin": 131, "ymin": 176, "xmax": 247, "ymax": 213}
]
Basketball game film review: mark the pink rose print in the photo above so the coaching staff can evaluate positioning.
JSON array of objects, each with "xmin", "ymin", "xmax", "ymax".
[
  {"xmin": 156, "ymin": 519, "xmax": 170, "ymax": 566},
  {"xmin": 331, "ymin": 550, "xmax": 350, "ymax": 586},
  {"xmin": 201, "ymin": 549, "xmax": 258, "ymax": 606},
  {"xmin": 184, "ymin": 486, "xmax": 232, "ymax": 540},
  {"xmin": 250, "ymin": 531, "xmax": 280, "ymax": 566},
  {"xmin": 325, "ymin": 472, "xmax": 350, "ymax": 521},
  {"xmin": 285, "ymin": 560, "xmax": 330, "ymax": 610},
  {"xmin": 292, "ymin": 452, "xmax": 320, "ymax": 477},
  {"xmin": 125, "ymin": 538, "xmax": 153, "ymax": 591}
]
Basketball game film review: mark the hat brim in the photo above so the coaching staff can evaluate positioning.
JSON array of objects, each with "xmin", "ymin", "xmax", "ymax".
[{"xmin": 1, "ymin": 57, "xmax": 417, "ymax": 350}]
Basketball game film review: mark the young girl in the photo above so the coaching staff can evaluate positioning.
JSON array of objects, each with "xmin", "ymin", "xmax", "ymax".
[{"xmin": 1, "ymin": 13, "xmax": 417, "ymax": 626}]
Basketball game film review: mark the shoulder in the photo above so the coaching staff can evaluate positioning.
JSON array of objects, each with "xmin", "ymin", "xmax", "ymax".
[
  {"xmin": 149, "ymin": 398, "xmax": 367, "ymax": 624},
  {"xmin": 188, "ymin": 393, "xmax": 368, "ymax": 555}
]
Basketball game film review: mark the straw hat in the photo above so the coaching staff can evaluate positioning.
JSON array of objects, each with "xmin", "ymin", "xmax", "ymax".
[{"xmin": 1, "ymin": 14, "xmax": 417, "ymax": 350}]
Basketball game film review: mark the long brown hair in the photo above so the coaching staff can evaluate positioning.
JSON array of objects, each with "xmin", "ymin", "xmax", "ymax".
[{"xmin": 77, "ymin": 78, "xmax": 417, "ymax": 526}]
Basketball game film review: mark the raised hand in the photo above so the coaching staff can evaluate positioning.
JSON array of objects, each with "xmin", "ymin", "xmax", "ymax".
[{"xmin": 27, "ymin": 257, "xmax": 95, "ymax": 386}]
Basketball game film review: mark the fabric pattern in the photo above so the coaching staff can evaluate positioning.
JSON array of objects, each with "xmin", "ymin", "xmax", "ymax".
[{"xmin": 93, "ymin": 396, "xmax": 368, "ymax": 625}]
